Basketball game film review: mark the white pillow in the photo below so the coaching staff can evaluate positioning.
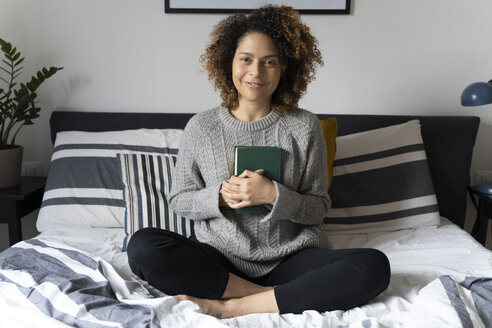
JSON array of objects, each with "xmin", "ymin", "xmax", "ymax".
[
  {"xmin": 37, "ymin": 129, "xmax": 183, "ymax": 231},
  {"xmin": 324, "ymin": 120, "xmax": 440, "ymax": 234}
]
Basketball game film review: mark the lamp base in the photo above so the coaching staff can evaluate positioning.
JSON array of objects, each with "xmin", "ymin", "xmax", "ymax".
[{"xmin": 476, "ymin": 181, "xmax": 492, "ymax": 195}]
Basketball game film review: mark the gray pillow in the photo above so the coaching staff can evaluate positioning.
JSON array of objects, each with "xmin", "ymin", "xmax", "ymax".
[{"xmin": 324, "ymin": 120, "xmax": 440, "ymax": 234}]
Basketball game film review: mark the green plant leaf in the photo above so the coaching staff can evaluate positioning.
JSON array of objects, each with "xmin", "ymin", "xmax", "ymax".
[
  {"xmin": 36, "ymin": 71, "xmax": 44, "ymax": 81},
  {"xmin": 2, "ymin": 59, "xmax": 12, "ymax": 68},
  {"xmin": 1, "ymin": 41, "xmax": 12, "ymax": 53},
  {"xmin": 16, "ymin": 84, "xmax": 28, "ymax": 98},
  {"xmin": 14, "ymin": 57, "xmax": 24, "ymax": 67},
  {"xmin": 2, "ymin": 90, "xmax": 11, "ymax": 99},
  {"xmin": 12, "ymin": 68, "xmax": 22, "ymax": 77},
  {"xmin": 26, "ymin": 82, "xmax": 35, "ymax": 92},
  {"xmin": 0, "ymin": 66, "xmax": 10, "ymax": 75}
]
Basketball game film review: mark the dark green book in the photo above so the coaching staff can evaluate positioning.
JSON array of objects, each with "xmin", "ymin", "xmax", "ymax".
[{"xmin": 234, "ymin": 146, "xmax": 282, "ymax": 214}]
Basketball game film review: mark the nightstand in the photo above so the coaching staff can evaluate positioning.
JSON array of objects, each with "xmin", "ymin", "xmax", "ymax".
[
  {"xmin": 469, "ymin": 185, "xmax": 492, "ymax": 246},
  {"xmin": 0, "ymin": 176, "xmax": 46, "ymax": 246}
]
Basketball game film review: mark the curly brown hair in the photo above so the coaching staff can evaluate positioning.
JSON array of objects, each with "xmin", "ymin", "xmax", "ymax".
[{"xmin": 200, "ymin": 5, "xmax": 323, "ymax": 113}]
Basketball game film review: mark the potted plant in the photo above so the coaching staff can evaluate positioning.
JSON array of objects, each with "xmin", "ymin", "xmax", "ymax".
[{"xmin": 0, "ymin": 38, "xmax": 62, "ymax": 188}]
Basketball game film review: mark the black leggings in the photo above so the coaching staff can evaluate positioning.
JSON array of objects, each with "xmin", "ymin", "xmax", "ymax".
[{"xmin": 127, "ymin": 228, "xmax": 390, "ymax": 314}]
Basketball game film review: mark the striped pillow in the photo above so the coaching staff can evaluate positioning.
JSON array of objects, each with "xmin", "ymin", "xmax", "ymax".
[
  {"xmin": 117, "ymin": 153, "xmax": 193, "ymax": 250},
  {"xmin": 37, "ymin": 129, "xmax": 183, "ymax": 232},
  {"xmin": 324, "ymin": 120, "xmax": 440, "ymax": 233}
]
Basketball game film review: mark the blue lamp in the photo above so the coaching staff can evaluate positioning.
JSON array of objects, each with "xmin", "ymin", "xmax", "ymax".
[
  {"xmin": 461, "ymin": 80, "xmax": 492, "ymax": 107},
  {"xmin": 461, "ymin": 79, "xmax": 492, "ymax": 194}
]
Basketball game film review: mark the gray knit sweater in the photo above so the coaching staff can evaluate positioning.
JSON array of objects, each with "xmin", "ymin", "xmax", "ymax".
[{"xmin": 169, "ymin": 106, "xmax": 331, "ymax": 277}]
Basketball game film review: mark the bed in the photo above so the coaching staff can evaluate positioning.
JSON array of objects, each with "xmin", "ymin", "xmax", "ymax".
[{"xmin": 1, "ymin": 110, "xmax": 491, "ymax": 328}]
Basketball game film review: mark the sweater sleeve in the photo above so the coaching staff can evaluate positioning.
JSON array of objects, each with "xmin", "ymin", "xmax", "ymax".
[
  {"xmin": 168, "ymin": 119, "xmax": 227, "ymax": 221},
  {"xmin": 265, "ymin": 118, "xmax": 331, "ymax": 225}
]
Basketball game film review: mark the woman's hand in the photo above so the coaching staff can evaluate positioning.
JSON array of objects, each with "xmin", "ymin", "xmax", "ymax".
[{"xmin": 220, "ymin": 169, "xmax": 277, "ymax": 209}]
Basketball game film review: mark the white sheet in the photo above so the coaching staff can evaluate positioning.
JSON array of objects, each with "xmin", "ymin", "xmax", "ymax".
[{"xmin": 2, "ymin": 217, "xmax": 492, "ymax": 327}]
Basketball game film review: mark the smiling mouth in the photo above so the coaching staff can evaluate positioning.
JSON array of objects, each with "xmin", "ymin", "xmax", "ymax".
[{"xmin": 246, "ymin": 82, "xmax": 264, "ymax": 87}]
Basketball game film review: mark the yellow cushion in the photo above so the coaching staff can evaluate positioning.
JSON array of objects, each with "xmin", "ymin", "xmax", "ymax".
[{"xmin": 320, "ymin": 118, "xmax": 338, "ymax": 189}]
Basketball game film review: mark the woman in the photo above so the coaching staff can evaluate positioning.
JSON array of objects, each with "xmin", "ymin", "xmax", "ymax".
[{"xmin": 127, "ymin": 5, "xmax": 390, "ymax": 318}]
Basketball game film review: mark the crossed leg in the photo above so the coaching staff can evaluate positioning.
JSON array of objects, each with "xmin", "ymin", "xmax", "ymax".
[
  {"xmin": 174, "ymin": 247, "xmax": 391, "ymax": 318},
  {"xmin": 127, "ymin": 229, "xmax": 390, "ymax": 318}
]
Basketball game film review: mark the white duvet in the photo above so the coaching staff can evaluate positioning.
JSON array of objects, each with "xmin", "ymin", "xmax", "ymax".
[{"xmin": 1, "ymin": 217, "xmax": 491, "ymax": 328}]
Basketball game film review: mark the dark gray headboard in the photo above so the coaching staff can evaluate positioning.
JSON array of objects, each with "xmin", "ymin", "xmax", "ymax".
[{"xmin": 50, "ymin": 111, "xmax": 480, "ymax": 228}]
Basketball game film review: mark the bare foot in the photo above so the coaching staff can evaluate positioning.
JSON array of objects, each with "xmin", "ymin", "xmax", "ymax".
[
  {"xmin": 174, "ymin": 294, "xmax": 228, "ymax": 319},
  {"xmin": 174, "ymin": 289, "xmax": 279, "ymax": 319}
]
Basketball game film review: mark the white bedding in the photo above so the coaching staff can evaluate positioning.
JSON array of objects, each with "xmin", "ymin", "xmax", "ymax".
[{"xmin": 1, "ymin": 217, "xmax": 491, "ymax": 328}]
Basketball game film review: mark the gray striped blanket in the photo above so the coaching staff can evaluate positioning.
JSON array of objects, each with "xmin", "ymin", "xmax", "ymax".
[{"xmin": 0, "ymin": 239, "xmax": 161, "ymax": 327}]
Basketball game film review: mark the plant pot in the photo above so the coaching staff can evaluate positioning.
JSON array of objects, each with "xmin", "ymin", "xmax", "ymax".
[{"xmin": 0, "ymin": 145, "xmax": 23, "ymax": 188}]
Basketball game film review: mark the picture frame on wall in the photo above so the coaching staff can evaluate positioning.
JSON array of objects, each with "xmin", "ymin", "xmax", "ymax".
[{"xmin": 164, "ymin": 0, "xmax": 351, "ymax": 14}]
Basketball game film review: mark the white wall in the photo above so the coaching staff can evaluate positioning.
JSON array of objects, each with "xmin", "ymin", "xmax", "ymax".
[{"xmin": 2, "ymin": 0, "xmax": 492, "ymax": 177}]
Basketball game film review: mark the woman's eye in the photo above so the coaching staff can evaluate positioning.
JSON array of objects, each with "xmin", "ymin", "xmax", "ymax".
[
  {"xmin": 240, "ymin": 57, "xmax": 250, "ymax": 63},
  {"xmin": 265, "ymin": 60, "xmax": 276, "ymax": 66}
]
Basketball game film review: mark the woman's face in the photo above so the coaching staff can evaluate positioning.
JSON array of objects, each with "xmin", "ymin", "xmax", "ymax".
[{"xmin": 232, "ymin": 32, "xmax": 281, "ymax": 109}]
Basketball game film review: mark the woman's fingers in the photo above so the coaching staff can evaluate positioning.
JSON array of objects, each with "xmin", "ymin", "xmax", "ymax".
[
  {"xmin": 220, "ymin": 189, "xmax": 241, "ymax": 200},
  {"xmin": 236, "ymin": 169, "xmax": 264, "ymax": 179},
  {"xmin": 220, "ymin": 188, "xmax": 243, "ymax": 208},
  {"xmin": 221, "ymin": 179, "xmax": 240, "ymax": 194},
  {"xmin": 227, "ymin": 201, "xmax": 250, "ymax": 209},
  {"xmin": 220, "ymin": 169, "xmax": 275, "ymax": 208}
]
